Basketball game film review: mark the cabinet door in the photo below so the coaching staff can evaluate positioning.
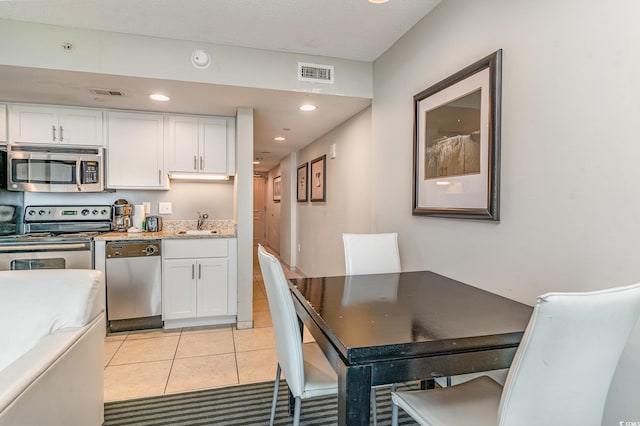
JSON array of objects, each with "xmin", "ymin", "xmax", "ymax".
[
  {"xmin": 163, "ymin": 259, "xmax": 197, "ymax": 320},
  {"xmin": 197, "ymin": 258, "xmax": 229, "ymax": 317},
  {"xmin": 9, "ymin": 105, "xmax": 57, "ymax": 143},
  {"xmin": 58, "ymin": 109, "xmax": 103, "ymax": 146},
  {"xmin": 200, "ymin": 118, "xmax": 228, "ymax": 174},
  {"xmin": 0, "ymin": 104, "xmax": 6, "ymax": 142},
  {"xmin": 167, "ymin": 116, "xmax": 199, "ymax": 172},
  {"xmin": 107, "ymin": 111, "xmax": 166, "ymax": 189}
]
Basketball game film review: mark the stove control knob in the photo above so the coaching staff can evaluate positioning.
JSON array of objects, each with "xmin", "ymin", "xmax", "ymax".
[
  {"xmin": 145, "ymin": 245, "xmax": 157, "ymax": 255},
  {"xmin": 28, "ymin": 209, "xmax": 36, "ymax": 216},
  {"xmin": 81, "ymin": 209, "xmax": 90, "ymax": 216},
  {"xmin": 101, "ymin": 209, "xmax": 109, "ymax": 216},
  {"xmin": 38, "ymin": 210, "xmax": 46, "ymax": 216},
  {"xmin": 92, "ymin": 209, "xmax": 99, "ymax": 215}
]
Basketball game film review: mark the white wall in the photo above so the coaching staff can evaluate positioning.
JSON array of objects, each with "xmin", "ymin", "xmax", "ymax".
[
  {"xmin": 266, "ymin": 165, "xmax": 282, "ymax": 254},
  {"xmin": 295, "ymin": 107, "xmax": 372, "ymax": 277},
  {"xmin": 0, "ymin": 19, "xmax": 372, "ymax": 98},
  {"xmin": 371, "ymin": 0, "xmax": 640, "ymax": 421},
  {"xmin": 22, "ymin": 181, "xmax": 234, "ymax": 219},
  {"xmin": 234, "ymin": 107, "xmax": 254, "ymax": 329},
  {"xmin": 374, "ymin": 0, "xmax": 640, "ymax": 303}
]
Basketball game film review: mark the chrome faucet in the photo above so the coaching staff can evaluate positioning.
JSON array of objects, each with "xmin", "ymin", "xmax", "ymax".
[{"xmin": 197, "ymin": 212, "xmax": 208, "ymax": 230}]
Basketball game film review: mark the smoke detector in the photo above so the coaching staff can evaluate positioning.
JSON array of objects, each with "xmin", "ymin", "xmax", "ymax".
[{"xmin": 191, "ymin": 49, "xmax": 211, "ymax": 69}]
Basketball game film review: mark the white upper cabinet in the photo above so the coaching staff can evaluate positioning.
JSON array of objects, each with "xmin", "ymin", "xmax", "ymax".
[
  {"xmin": 9, "ymin": 104, "xmax": 103, "ymax": 146},
  {"xmin": 167, "ymin": 115, "xmax": 234, "ymax": 175},
  {"xmin": 0, "ymin": 105, "xmax": 6, "ymax": 143},
  {"xmin": 106, "ymin": 111, "xmax": 168, "ymax": 190}
]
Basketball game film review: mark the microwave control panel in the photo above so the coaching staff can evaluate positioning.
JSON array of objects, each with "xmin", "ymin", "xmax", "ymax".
[{"xmin": 81, "ymin": 161, "xmax": 100, "ymax": 184}]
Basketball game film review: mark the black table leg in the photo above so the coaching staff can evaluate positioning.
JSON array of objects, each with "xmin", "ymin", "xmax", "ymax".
[
  {"xmin": 289, "ymin": 390, "xmax": 295, "ymax": 415},
  {"xmin": 420, "ymin": 379, "xmax": 435, "ymax": 390},
  {"xmin": 338, "ymin": 363, "xmax": 372, "ymax": 425}
]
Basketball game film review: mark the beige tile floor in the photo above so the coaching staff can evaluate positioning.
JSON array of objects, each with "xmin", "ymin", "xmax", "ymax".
[{"xmin": 103, "ymin": 247, "xmax": 305, "ymax": 402}]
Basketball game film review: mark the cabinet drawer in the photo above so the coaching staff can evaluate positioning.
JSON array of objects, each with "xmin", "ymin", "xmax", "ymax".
[{"xmin": 163, "ymin": 239, "xmax": 228, "ymax": 259}]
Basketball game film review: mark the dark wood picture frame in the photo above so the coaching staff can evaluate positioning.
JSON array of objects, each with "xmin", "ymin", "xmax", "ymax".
[
  {"xmin": 412, "ymin": 49, "xmax": 502, "ymax": 221},
  {"xmin": 310, "ymin": 155, "xmax": 326, "ymax": 202},
  {"xmin": 273, "ymin": 175, "xmax": 281, "ymax": 202},
  {"xmin": 297, "ymin": 163, "xmax": 308, "ymax": 202}
]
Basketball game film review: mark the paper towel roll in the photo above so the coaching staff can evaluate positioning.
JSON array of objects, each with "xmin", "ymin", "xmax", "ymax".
[{"xmin": 132, "ymin": 204, "xmax": 146, "ymax": 229}]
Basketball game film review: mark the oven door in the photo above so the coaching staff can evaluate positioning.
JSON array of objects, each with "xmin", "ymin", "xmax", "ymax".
[{"xmin": 0, "ymin": 242, "xmax": 92, "ymax": 271}]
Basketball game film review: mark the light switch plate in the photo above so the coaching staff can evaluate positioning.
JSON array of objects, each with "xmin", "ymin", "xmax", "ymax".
[{"xmin": 158, "ymin": 202, "xmax": 172, "ymax": 214}]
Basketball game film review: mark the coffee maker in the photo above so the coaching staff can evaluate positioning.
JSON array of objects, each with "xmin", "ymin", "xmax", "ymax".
[{"xmin": 112, "ymin": 199, "xmax": 132, "ymax": 232}]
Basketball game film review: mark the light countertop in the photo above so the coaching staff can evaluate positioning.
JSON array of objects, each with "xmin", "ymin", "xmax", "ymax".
[{"xmin": 94, "ymin": 229, "xmax": 236, "ymax": 241}]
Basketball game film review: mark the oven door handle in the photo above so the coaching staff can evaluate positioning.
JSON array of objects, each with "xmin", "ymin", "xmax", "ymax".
[{"xmin": 0, "ymin": 243, "xmax": 90, "ymax": 252}]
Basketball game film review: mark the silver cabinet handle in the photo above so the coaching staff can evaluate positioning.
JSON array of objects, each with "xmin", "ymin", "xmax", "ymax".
[
  {"xmin": 200, "ymin": 156, "xmax": 203, "ymax": 170},
  {"xmin": 191, "ymin": 263, "xmax": 195, "ymax": 280},
  {"xmin": 158, "ymin": 169, "xmax": 162, "ymax": 185},
  {"xmin": 193, "ymin": 156, "xmax": 197, "ymax": 170},
  {"xmin": 52, "ymin": 125, "xmax": 56, "ymax": 141},
  {"xmin": 59, "ymin": 125, "xmax": 64, "ymax": 141},
  {"xmin": 198, "ymin": 263, "xmax": 202, "ymax": 279}
]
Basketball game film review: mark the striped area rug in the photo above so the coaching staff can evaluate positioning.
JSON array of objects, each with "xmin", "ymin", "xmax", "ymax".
[{"xmin": 104, "ymin": 380, "xmax": 419, "ymax": 425}]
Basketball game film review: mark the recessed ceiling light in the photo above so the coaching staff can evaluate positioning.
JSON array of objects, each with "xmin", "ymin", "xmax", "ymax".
[
  {"xmin": 299, "ymin": 104, "xmax": 317, "ymax": 111},
  {"xmin": 150, "ymin": 94, "xmax": 170, "ymax": 101},
  {"xmin": 253, "ymin": 160, "xmax": 261, "ymax": 165},
  {"xmin": 368, "ymin": 0, "xmax": 389, "ymax": 3},
  {"xmin": 274, "ymin": 136, "xmax": 286, "ymax": 141}
]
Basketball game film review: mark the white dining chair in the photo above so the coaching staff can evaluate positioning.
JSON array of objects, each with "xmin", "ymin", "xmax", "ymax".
[
  {"xmin": 342, "ymin": 232, "xmax": 400, "ymax": 425},
  {"xmin": 257, "ymin": 245, "xmax": 337, "ymax": 426},
  {"xmin": 391, "ymin": 282, "xmax": 640, "ymax": 426},
  {"xmin": 342, "ymin": 232, "xmax": 401, "ymax": 276}
]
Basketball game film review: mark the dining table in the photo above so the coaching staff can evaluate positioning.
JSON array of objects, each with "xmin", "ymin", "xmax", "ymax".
[{"xmin": 288, "ymin": 270, "xmax": 533, "ymax": 425}]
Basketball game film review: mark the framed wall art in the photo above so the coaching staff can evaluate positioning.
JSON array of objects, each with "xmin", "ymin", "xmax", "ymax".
[
  {"xmin": 413, "ymin": 49, "xmax": 502, "ymax": 221},
  {"xmin": 273, "ymin": 175, "xmax": 281, "ymax": 202},
  {"xmin": 297, "ymin": 163, "xmax": 308, "ymax": 202},
  {"xmin": 310, "ymin": 155, "xmax": 326, "ymax": 202}
]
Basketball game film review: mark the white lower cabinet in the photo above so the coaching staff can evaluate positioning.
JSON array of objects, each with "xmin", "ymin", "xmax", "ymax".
[{"xmin": 162, "ymin": 238, "xmax": 237, "ymax": 328}]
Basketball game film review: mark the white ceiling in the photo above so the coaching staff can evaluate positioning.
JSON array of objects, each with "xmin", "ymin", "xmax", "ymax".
[{"xmin": 0, "ymin": 0, "xmax": 440, "ymax": 171}]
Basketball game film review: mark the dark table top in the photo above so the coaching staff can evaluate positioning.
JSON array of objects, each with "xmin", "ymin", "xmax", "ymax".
[{"xmin": 290, "ymin": 270, "xmax": 533, "ymax": 365}]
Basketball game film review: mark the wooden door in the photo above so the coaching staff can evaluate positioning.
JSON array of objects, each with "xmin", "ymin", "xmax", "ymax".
[{"xmin": 253, "ymin": 176, "xmax": 266, "ymax": 245}]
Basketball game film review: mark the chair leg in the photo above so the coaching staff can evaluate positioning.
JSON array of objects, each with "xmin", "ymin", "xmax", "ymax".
[
  {"xmin": 371, "ymin": 388, "xmax": 377, "ymax": 426},
  {"xmin": 446, "ymin": 376, "xmax": 452, "ymax": 387},
  {"xmin": 391, "ymin": 398, "xmax": 399, "ymax": 426},
  {"xmin": 293, "ymin": 397, "xmax": 302, "ymax": 426},
  {"xmin": 270, "ymin": 364, "xmax": 281, "ymax": 426}
]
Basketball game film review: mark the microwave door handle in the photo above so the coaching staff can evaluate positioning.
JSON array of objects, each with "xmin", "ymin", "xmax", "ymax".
[{"xmin": 76, "ymin": 161, "xmax": 82, "ymax": 191}]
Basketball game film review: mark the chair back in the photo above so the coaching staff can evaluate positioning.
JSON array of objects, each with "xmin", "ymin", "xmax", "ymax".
[
  {"xmin": 499, "ymin": 283, "xmax": 640, "ymax": 425},
  {"xmin": 342, "ymin": 233, "xmax": 400, "ymax": 275},
  {"xmin": 257, "ymin": 245, "xmax": 305, "ymax": 398}
]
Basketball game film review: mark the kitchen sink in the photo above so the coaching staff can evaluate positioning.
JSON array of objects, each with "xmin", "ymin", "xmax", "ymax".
[{"xmin": 178, "ymin": 230, "xmax": 219, "ymax": 235}]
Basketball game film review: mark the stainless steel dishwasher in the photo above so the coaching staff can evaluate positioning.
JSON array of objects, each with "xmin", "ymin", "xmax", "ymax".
[{"xmin": 106, "ymin": 240, "xmax": 162, "ymax": 332}]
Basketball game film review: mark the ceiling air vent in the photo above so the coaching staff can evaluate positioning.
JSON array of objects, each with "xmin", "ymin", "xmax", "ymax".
[
  {"xmin": 298, "ymin": 62, "xmax": 334, "ymax": 84},
  {"xmin": 89, "ymin": 88, "xmax": 125, "ymax": 96}
]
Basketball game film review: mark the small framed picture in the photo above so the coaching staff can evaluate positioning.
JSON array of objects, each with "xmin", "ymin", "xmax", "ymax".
[
  {"xmin": 310, "ymin": 155, "xmax": 326, "ymax": 202},
  {"xmin": 273, "ymin": 176, "xmax": 281, "ymax": 202},
  {"xmin": 297, "ymin": 163, "xmax": 308, "ymax": 202}
]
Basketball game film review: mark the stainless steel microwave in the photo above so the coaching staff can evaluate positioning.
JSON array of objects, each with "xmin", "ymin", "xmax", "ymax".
[{"xmin": 7, "ymin": 144, "xmax": 105, "ymax": 192}]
